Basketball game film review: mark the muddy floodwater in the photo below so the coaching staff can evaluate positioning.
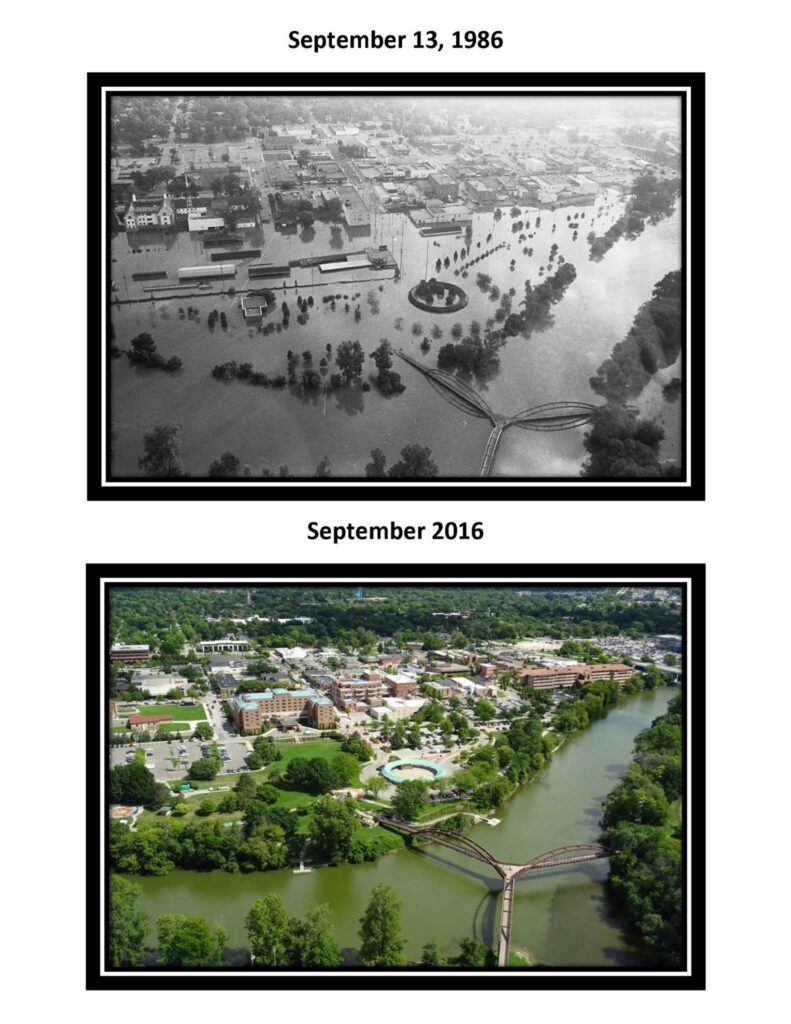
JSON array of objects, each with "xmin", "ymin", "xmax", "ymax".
[
  {"xmin": 110, "ymin": 200, "xmax": 680, "ymax": 478},
  {"xmin": 123, "ymin": 686, "xmax": 673, "ymax": 966}
]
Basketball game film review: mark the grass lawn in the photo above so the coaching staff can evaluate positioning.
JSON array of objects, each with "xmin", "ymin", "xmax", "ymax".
[
  {"xmin": 162, "ymin": 704, "xmax": 207, "ymax": 721},
  {"xmin": 157, "ymin": 723, "xmax": 192, "ymax": 734},
  {"xmin": 111, "ymin": 726, "xmax": 133, "ymax": 734},
  {"xmin": 166, "ymin": 740, "xmax": 354, "ymax": 813}
]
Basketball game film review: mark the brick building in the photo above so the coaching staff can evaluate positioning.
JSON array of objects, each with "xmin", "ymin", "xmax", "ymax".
[
  {"xmin": 110, "ymin": 644, "xmax": 150, "ymax": 663},
  {"xmin": 519, "ymin": 663, "xmax": 633, "ymax": 690},
  {"xmin": 228, "ymin": 689, "xmax": 335, "ymax": 732}
]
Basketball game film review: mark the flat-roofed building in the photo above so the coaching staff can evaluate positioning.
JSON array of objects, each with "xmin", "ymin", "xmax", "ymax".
[
  {"xmin": 382, "ymin": 673, "xmax": 419, "ymax": 697},
  {"xmin": 131, "ymin": 671, "xmax": 188, "ymax": 697},
  {"xmin": 520, "ymin": 663, "xmax": 633, "ymax": 689},
  {"xmin": 428, "ymin": 173, "xmax": 459, "ymax": 200},
  {"xmin": 425, "ymin": 662, "xmax": 470, "ymax": 677},
  {"xmin": 328, "ymin": 677, "xmax": 388, "ymax": 711},
  {"xmin": 197, "ymin": 638, "xmax": 250, "ymax": 653},
  {"xmin": 110, "ymin": 644, "xmax": 150, "ymax": 663}
]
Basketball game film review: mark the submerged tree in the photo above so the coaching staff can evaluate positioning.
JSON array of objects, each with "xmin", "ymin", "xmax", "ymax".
[
  {"xmin": 138, "ymin": 423, "xmax": 188, "ymax": 478},
  {"xmin": 365, "ymin": 448, "xmax": 387, "ymax": 478},
  {"xmin": 387, "ymin": 444, "xmax": 439, "ymax": 479}
]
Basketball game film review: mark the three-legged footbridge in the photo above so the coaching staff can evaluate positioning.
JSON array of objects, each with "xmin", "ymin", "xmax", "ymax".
[
  {"xmin": 379, "ymin": 816, "xmax": 611, "ymax": 966},
  {"xmin": 396, "ymin": 351, "xmax": 599, "ymax": 477}
]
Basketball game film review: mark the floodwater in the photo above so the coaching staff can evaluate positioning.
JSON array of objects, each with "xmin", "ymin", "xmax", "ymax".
[
  {"xmin": 123, "ymin": 686, "xmax": 673, "ymax": 966},
  {"xmin": 109, "ymin": 199, "xmax": 680, "ymax": 478}
]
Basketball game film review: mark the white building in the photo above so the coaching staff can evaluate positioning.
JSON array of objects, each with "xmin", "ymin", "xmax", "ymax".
[
  {"xmin": 368, "ymin": 697, "xmax": 426, "ymax": 722},
  {"xmin": 124, "ymin": 193, "xmax": 174, "ymax": 231},
  {"xmin": 131, "ymin": 671, "xmax": 188, "ymax": 696},
  {"xmin": 197, "ymin": 638, "xmax": 250, "ymax": 653},
  {"xmin": 274, "ymin": 646, "xmax": 308, "ymax": 661}
]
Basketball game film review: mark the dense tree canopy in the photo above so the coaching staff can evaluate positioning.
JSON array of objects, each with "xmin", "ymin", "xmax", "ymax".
[{"xmin": 358, "ymin": 884, "xmax": 406, "ymax": 966}]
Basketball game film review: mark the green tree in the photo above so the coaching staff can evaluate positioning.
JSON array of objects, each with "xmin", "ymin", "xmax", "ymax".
[
  {"xmin": 358, "ymin": 884, "xmax": 406, "ymax": 966},
  {"xmin": 364, "ymin": 775, "xmax": 388, "ymax": 799},
  {"xmin": 245, "ymin": 895, "xmax": 291, "ymax": 966},
  {"xmin": 193, "ymin": 721, "xmax": 213, "ymax": 740},
  {"xmin": 109, "ymin": 760, "xmax": 157, "ymax": 805},
  {"xmin": 291, "ymin": 904, "xmax": 342, "ymax": 967},
  {"xmin": 456, "ymin": 937, "xmax": 492, "ymax": 966},
  {"xmin": 188, "ymin": 756, "xmax": 220, "ymax": 781},
  {"xmin": 109, "ymin": 876, "xmax": 149, "ymax": 966},
  {"xmin": 420, "ymin": 939, "xmax": 447, "ymax": 966},
  {"xmin": 392, "ymin": 779, "xmax": 429, "ymax": 821},
  {"xmin": 157, "ymin": 914, "xmax": 227, "ymax": 966},
  {"xmin": 307, "ymin": 795, "xmax": 356, "ymax": 865}
]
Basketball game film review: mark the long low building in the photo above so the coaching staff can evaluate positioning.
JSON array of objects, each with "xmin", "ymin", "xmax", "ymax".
[
  {"xmin": 177, "ymin": 264, "xmax": 237, "ymax": 280},
  {"xmin": 520, "ymin": 663, "xmax": 633, "ymax": 689},
  {"xmin": 197, "ymin": 638, "xmax": 250, "ymax": 653},
  {"xmin": 228, "ymin": 689, "xmax": 335, "ymax": 732},
  {"xmin": 110, "ymin": 644, "xmax": 150, "ymax": 663},
  {"xmin": 127, "ymin": 713, "xmax": 173, "ymax": 731}
]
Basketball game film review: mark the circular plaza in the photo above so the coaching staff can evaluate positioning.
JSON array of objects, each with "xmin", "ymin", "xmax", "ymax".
[
  {"xmin": 381, "ymin": 758, "xmax": 448, "ymax": 783},
  {"xmin": 407, "ymin": 278, "xmax": 468, "ymax": 314}
]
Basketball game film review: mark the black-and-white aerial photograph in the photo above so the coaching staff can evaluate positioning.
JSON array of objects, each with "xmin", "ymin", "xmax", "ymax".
[{"xmin": 100, "ymin": 84, "xmax": 696, "ymax": 488}]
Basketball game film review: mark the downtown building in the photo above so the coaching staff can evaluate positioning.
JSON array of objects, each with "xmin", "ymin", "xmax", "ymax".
[
  {"xmin": 228, "ymin": 689, "xmax": 335, "ymax": 732},
  {"xmin": 110, "ymin": 643, "xmax": 150, "ymax": 663},
  {"xmin": 519, "ymin": 663, "xmax": 633, "ymax": 690}
]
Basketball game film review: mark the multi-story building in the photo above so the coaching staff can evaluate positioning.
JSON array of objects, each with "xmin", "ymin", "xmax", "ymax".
[
  {"xmin": 425, "ymin": 662, "xmax": 470, "ymax": 677},
  {"xmin": 110, "ymin": 644, "xmax": 150, "ymax": 663},
  {"xmin": 427, "ymin": 173, "xmax": 459, "ymax": 200},
  {"xmin": 328, "ymin": 677, "xmax": 388, "ymax": 711},
  {"xmin": 124, "ymin": 193, "xmax": 174, "ymax": 231},
  {"xmin": 520, "ymin": 663, "xmax": 633, "ymax": 690},
  {"xmin": 467, "ymin": 180, "xmax": 496, "ymax": 203},
  {"xmin": 382, "ymin": 673, "xmax": 419, "ymax": 698},
  {"xmin": 227, "ymin": 689, "xmax": 335, "ymax": 732}
]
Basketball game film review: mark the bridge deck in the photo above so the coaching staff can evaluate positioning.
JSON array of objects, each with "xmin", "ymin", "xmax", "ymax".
[{"xmin": 377, "ymin": 817, "xmax": 611, "ymax": 966}]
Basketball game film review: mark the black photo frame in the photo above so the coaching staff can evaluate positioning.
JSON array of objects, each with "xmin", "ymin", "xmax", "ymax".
[
  {"xmin": 90, "ymin": 73, "xmax": 704, "ymax": 500},
  {"xmin": 88, "ymin": 563, "xmax": 705, "ymax": 989}
]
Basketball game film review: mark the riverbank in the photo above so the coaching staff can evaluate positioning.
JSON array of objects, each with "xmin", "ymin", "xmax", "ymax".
[{"xmin": 119, "ymin": 687, "xmax": 672, "ymax": 966}]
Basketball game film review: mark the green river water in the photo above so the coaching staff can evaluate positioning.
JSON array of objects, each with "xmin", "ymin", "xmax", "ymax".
[{"xmin": 122, "ymin": 686, "xmax": 672, "ymax": 966}]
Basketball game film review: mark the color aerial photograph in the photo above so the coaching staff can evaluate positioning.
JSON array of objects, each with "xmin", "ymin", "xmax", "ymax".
[
  {"xmin": 102, "ymin": 583, "xmax": 690, "ymax": 977},
  {"xmin": 105, "ymin": 90, "xmax": 687, "ymax": 483}
]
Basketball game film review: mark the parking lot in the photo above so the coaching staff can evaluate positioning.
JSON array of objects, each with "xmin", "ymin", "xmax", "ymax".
[{"xmin": 110, "ymin": 701, "xmax": 252, "ymax": 782}]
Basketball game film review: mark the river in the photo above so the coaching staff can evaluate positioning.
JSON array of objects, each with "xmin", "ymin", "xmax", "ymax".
[
  {"xmin": 122, "ymin": 686, "xmax": 673, "ymax": 966},
  {"xmin": 109, "ymin": 197, "xmax": 680, "ymax": 478}
]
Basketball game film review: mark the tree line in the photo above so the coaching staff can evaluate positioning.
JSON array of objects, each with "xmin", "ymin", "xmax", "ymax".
[
  {"xmin": 109, "ymin": 585, "xmax": 682, "ymax": 651},
  {"xmin": 601, "ymin": 692, "xmax": 683, "ymax": 966},
  {"xmin": 111, "ymin": 876, "xmax": 496, "ymax": 968}
]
